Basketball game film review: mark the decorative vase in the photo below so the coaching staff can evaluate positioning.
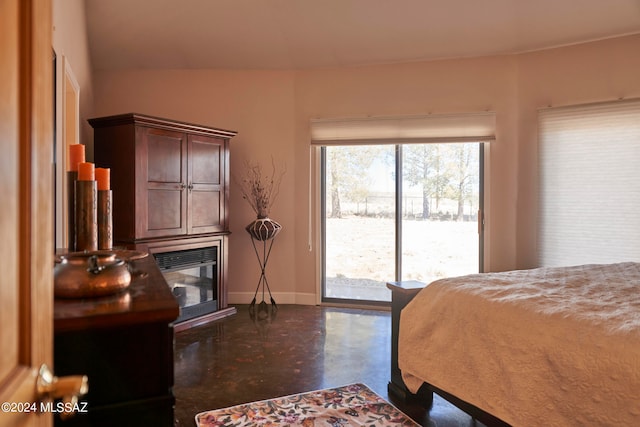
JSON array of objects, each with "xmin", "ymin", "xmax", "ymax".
[{"xmin": 246, "ymin": 217, "xmax": 282, "ymax": 241}]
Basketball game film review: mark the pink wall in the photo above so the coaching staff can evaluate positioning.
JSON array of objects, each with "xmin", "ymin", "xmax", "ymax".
[
  {"xmin": 53, "ymin": 0, "xmax": 94, "ymax": 151},
  {"xmin": 93, "ymin": 69, "xmax": 300, "ymax": 303},
  {"xmin": 91, "ymin": 34, "xmax": 640, "ymax": 304}
]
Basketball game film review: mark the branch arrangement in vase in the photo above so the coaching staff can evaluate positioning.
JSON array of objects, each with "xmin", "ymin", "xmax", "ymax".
[{"xmin": 237, "ymin": 157, "xmax": 286, "ymax": 219}]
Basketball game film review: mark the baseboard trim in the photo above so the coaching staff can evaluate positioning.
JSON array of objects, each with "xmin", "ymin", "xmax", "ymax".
[{"xmin": 228, "ymin": 292, "xmax": 317, "ymax": 306}]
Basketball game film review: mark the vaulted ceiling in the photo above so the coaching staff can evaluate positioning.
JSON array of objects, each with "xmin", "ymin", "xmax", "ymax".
[{"xmin": 85, "ymin": 0, "xmax": 640, "ymax": 70}]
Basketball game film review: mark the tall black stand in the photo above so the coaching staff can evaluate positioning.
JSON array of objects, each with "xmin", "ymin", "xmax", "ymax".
[
  {"xmin": 245, "ymin": 217, "xmax": 281, "ymax": 321},
  {"xmin": 248, "ymin": 235, "xmax": 278, "ymax": 316}
]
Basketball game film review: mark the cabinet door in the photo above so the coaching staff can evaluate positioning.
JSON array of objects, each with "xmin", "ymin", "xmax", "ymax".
[
  {"xmin": 137, "ymin": 126, "xmax": 188, "ymax": 238},
  {"xmin": 187, "ymin": 134, "xmax": 227, "ymax": 234}
]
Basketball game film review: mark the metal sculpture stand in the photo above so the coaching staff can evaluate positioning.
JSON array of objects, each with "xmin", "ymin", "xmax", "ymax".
[{"xmin": 248, "ymin": 234, "xmax": 278, "ymax": 320}]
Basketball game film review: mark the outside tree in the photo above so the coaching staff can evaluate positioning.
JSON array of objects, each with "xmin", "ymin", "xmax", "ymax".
[
  {"xmin": 403, "ymin": 144, "xmax": 450, "ymax": 219},
  {"xmin": 446, "ymin": 144, "xmax": 479, "ymax": 221},
  {"xmin": 327, "ymin": 146, "xmax": 381, "ymax": 218},
  {"xmin": 327, "ymin": 143, "xmax": 479, "ymax": 220}
]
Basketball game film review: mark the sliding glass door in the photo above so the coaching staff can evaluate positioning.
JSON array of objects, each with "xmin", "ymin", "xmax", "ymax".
[
  {"xmin": 322, "ymin": 143, "xmax": 483, "ymax": 304},
  {"xmin": 323, "ymin": 145, "xmax": 396, "ymax": 302}
]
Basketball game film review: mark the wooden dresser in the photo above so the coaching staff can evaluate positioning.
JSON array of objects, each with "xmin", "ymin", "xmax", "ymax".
[{"xmin": 54, "ymin": 254, "xmax": 179, "ymax": 426}]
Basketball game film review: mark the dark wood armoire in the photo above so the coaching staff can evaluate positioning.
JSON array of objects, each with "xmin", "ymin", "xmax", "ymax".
[{"xmin": 89, "ymin": 113, "xmax": 238, "ymax": 328}]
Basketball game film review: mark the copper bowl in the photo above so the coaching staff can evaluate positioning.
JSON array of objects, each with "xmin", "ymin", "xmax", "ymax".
[{"xmin": 54, "ymin": 252, "xmax": 132, "ymax": 298}]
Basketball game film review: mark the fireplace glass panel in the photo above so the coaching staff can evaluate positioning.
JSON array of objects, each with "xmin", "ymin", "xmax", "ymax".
[{"xmin": 154, "ymin": 246, "xmax": 218, "ymax": 323}]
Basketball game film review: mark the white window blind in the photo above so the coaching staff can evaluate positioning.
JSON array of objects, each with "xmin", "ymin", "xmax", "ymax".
[
  {"xmin": 538, "ymin": 99, "xmax": 640, "ymax": 267},
  {"xmin": 310, "ymin": 112, "xmax": 495, "ymax": 145}
]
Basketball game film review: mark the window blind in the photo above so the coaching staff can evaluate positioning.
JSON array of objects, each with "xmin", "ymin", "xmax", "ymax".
[
  {"xmin": 310, "ymin": 112, "xmax": 495, "ymax": 145},
  {"xmin": 538, "ymin": 99, "xmax": 640, "ymax": 267}
]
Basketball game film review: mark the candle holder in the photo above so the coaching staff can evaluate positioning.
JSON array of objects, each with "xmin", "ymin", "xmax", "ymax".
[
  {"xmin": 97, "ymin": 189, "xmax": 113, "ymax": 250},
  {"xmin": 75, "ymin": 180, "xmax": 97, "ymax": 252},
  {"xmin": 67, "ymin": 171, "xmax": 77, "ymax": 250}
]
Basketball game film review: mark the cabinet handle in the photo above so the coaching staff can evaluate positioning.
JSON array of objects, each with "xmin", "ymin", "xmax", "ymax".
[
  {"xmin": 188, "ymin": 183, "xmax": 194, "ymax": 192},
  {"xmin": 179, "ymin": 182, "xmax": 186, "ymax": 190}
]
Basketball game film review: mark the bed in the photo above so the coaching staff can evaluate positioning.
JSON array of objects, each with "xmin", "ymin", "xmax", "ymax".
[{"xmin": 393, "ymin": 262, "xmax": 640, "ymax": 427}]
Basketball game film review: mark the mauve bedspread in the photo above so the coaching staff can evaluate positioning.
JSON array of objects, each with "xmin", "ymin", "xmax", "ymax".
[{"xmin": 398, "ymin": 262, "xmax": 640, "ymax": 426}]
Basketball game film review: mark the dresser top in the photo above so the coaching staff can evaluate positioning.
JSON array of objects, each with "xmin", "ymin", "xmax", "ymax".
[{"xmin": 54, "ymin": 254, "xmax": 180, "ymax": 332}]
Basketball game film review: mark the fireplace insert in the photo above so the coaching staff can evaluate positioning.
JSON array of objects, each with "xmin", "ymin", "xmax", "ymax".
[{"xmin": 153, "ymin": 246, "xmax": 218, "ymax": 324}]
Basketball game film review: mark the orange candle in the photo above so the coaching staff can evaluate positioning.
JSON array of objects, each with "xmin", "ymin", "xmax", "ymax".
[
  {"xmin": 77, "ymin": 162, "xmax": 95, "ymax": 181},
  {"xmin": 95, "ymin": 167, "xmax": 110, "ymax": 191},
  {"xmin": 68, "ymin": 144, "xmax": 85, "ymax": 172}
]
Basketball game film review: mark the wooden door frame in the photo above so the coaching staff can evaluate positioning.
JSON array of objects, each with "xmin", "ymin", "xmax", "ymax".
[{"xmin": 0, "ymin": 0, "xmax": 54, "ymax": 426}]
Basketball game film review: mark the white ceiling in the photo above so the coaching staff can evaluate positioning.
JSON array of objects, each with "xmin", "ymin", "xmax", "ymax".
[{"xmin": 85, "ymin": 0, "xmax": 640, "ymax": 71}]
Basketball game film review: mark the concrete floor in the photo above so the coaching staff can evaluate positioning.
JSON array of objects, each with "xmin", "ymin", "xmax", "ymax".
[{"xmin": 173, "ymin": 304, "xmax": 486, "ymax": 427}]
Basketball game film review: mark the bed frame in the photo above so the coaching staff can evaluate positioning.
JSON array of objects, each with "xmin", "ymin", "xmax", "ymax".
[{"xmin": 387, "ymin": 280, "xmax": 510, "ymax": 427}]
